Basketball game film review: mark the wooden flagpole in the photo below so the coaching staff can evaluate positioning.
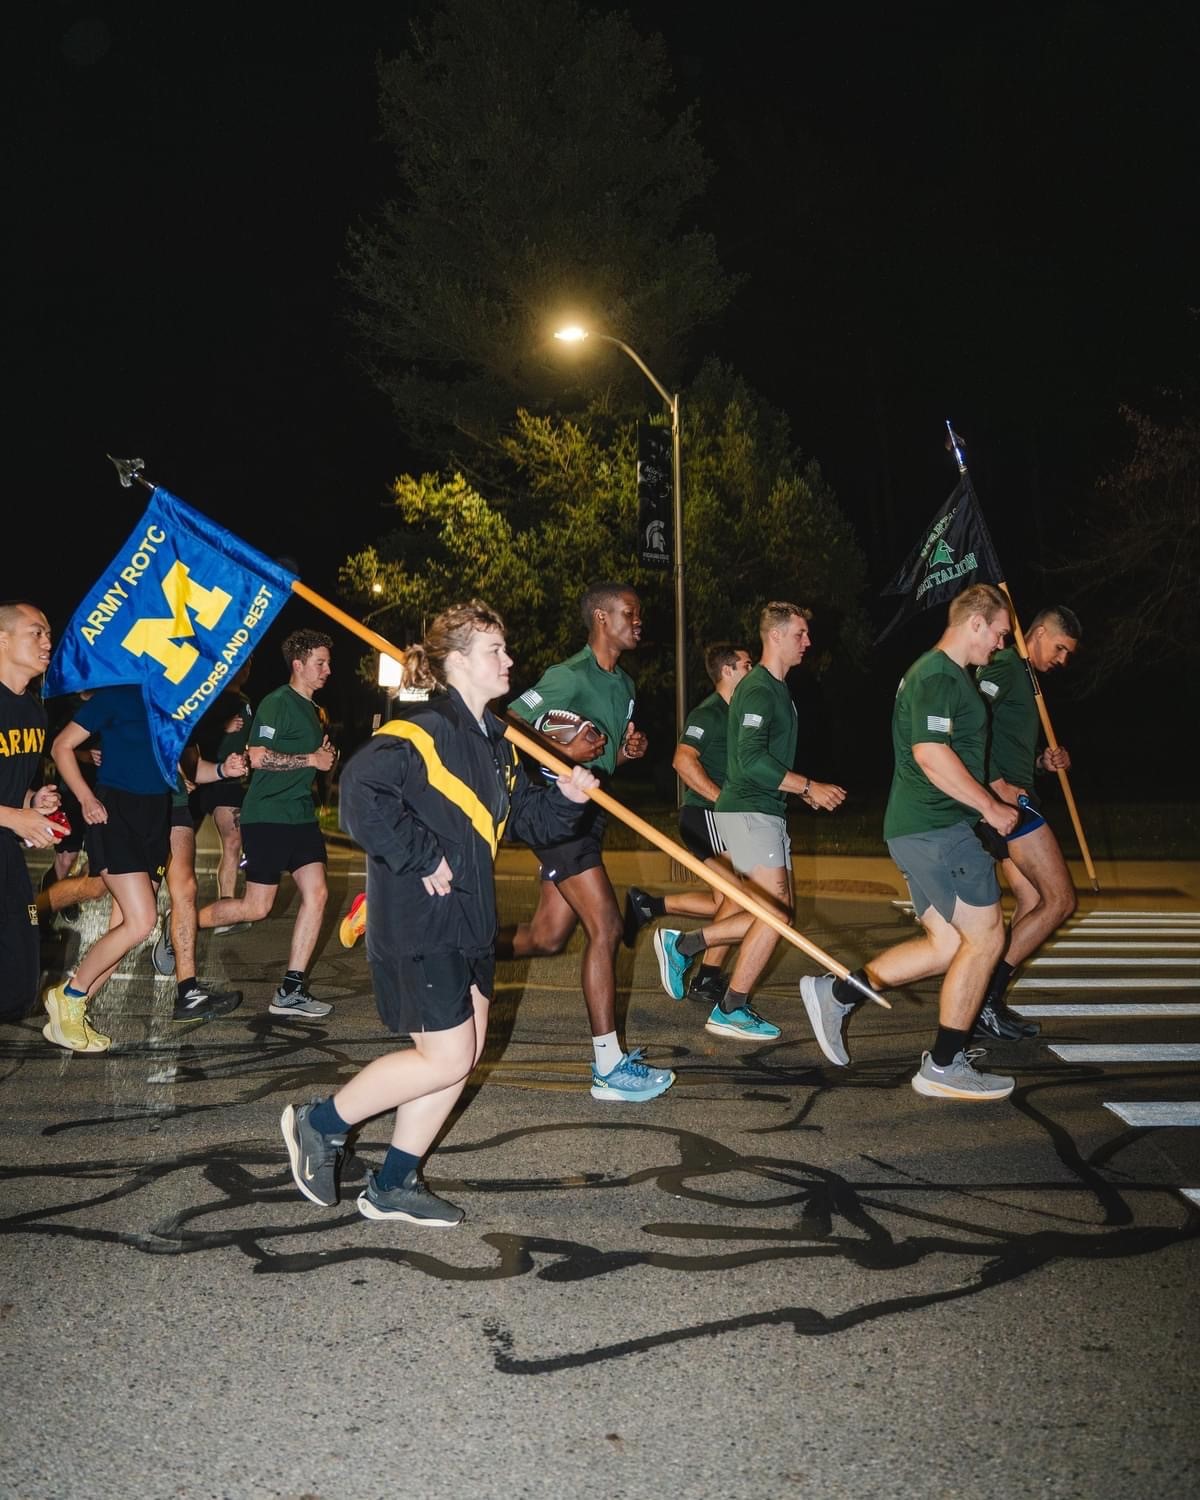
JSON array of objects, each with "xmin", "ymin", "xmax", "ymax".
[
  {"xmin": 288, "ymin": 581, "xmax": 889, "ymax": 1009},
  {"xmin": 997, "ymin": 583, "xmax": 1100, "ymax": 891}
]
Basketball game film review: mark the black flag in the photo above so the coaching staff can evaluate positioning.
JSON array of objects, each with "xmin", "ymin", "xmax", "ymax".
[
  {"xmin": 876, "ymin": 476, "xmax": 1004, "ymax": 642},
  {"xmin": 636, "ymin": 422, "xmax": 672, "ymax": 568}
]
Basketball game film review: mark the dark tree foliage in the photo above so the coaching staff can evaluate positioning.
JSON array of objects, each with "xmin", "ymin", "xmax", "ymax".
[
  {"xmin": 344, "ymin": 0, "xmax": 733, "ymax": 463},
  {"xmin": 1059, "ymin": 394, "xmax": 1199, "ymax": 687}
]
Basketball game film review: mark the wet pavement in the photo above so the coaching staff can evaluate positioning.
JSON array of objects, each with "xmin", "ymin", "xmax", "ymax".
[{"xmin": 2, "ymin": 840, "xmax": 1198, "ymax": 1499}]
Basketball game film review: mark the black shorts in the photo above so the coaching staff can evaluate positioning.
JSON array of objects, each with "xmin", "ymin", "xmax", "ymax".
[
  {"xmin": 241, "ymin": 820, "xmax": 326, "ymax": 886},
  {"xmin": 0, "ymin": 840, "xmax": 39, "ymax": 1021},
  {"xmin": 171, "ymin": 800, "xmax": 199, "ymax": 831},
  {"xmin": 534, "ymin": 804, "xmax": 608, "ymax": 884},
  {"xmin": 188, "ymin": 779, "xmax": 245, "ymax": 821},
  {"xmin": 678, "ymin": 805, "xmax": 725, "ymax": 862},
  {"xmin": 369, "ymin": 949, "xmax": 493, "ymax": 1035},
  {"xmin": 85, "ymin": 786, "xmax": 170, "ymax": 881}
]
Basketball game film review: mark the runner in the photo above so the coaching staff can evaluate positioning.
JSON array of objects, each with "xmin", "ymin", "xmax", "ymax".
[{"xmin": 281, "ymin": 600, "xmax": 595, "ymax": 1223}]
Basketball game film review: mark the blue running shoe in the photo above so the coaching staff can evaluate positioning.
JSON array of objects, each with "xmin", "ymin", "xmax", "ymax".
[
  {"xmin": 652, "ymin": 929, "xmax": 691, "ymax": 1000},
  {"xmin": 704, "ymin": 1004, "xmax": 781, "ymax": 1040},
  {"xmin": 590, "ymin": 1047, "xmax": 675, "ymax": 1102}
]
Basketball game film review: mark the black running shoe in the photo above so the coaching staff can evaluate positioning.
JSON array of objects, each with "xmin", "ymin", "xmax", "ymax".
[
  {"xmin": 281, "ymin": 1100, "xmax": 346, "ymax": 1207},
  {"xmin": 357, "ymin": 1167, "xmax": 464, "ymax": 1226},
  {"xmin": 171, "ymin": 983, "xmax": 242, "ymax": 1022},
  {"xmin": 974, "ymin": 1000, "xmax": 1038, "ymax": 1041},
  {"xmin": 622, "ymin": 887, "xmax": 655, "ymax": 949},
  {"xmin": 687, "ymin": 971, "xmax": 727, "ymax": 1006}
]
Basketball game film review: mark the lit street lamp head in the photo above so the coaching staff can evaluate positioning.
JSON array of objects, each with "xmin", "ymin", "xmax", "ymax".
[{"xmin": 554, "ymin": 325, "xmax": 589, "ymax": 342}]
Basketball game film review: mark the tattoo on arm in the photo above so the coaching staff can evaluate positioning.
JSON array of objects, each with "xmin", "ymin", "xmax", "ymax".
[{"xmin": 256, "ymin": 749, "xmax": 310, "ymax": 770}]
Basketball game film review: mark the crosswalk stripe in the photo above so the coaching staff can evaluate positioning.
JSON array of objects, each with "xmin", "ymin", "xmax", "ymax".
[
  {"xmin": 1012, "ymin": 1003, "xmax": 1200, "ymax": 1018},
  {"xmin": 1060, "ymin": 927, "xmax": 1200, "ymax": 937},
  {"xmin": 1182, "ymin": 1189, "xmax": 1200, "ymax": 1207},
  {"xmin": 1013, "ymin": 977, "xmax": 1197, "ymax": 990},
  {"xmin": 1073, "ymin": 911, "xmax": 1200, "ymax": 921},
  {"xmin": 1028, "ymin": 956, "xmax": 1199, "ymax": 968},
  {"xmin": 1103, "ymin": 1102, "xmax": 1200, "ymax": 1127},
  {"xmin": 1049, "ymin": 1044, "xmax": 1200, "ymax": 1063},
  {"xmin": 1050, "ymin": 941, "xmax": 1200, "ymax": 951}
]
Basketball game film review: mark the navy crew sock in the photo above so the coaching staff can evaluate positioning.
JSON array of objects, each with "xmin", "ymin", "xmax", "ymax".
[
  {"xmin": 832, "ymin": 969, "xmax": 871, "ymax": 1006},
  {"xmin": 931, "ymin": 1025, "xmax": 972, "ymax": 1067},
  {"xmin": 984, "ymin": 960, "xmax": 1015, "ymax": 1006},
  {"xmin": 376, "ymin": 1146, "xmax": 421, "ymax": 1192},
  {"xmin": 309, "ymin": 1096, "xmax": 350, "ymax": 1137},
  {"xmin": 280, "ymin": 969, "xmax": 306, "ymax": 996}
]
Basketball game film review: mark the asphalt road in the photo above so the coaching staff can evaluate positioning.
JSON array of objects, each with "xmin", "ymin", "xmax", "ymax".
[{"xmin": 2, "ymin": 839, "xmax": 1198, "ymax": 1500}]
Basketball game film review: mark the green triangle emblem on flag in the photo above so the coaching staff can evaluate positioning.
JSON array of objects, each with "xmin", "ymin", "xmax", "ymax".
[{"xmin": 929, "ymin": 538, "xmax": 955, "ymax": 567}]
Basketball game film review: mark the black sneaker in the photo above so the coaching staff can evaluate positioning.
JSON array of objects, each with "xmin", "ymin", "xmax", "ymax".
[
  {"xmin": 152, "ymin": 912, "xmax": 175, "ymax": 977},
  {"xmin": 622, "ymin": 886, "xmax": 655, "ymax": 949},
  {"xmin": 357, "ymin": 1167, "xmax": 464, "ymax": 1226},
  {"xmin": 280, "ymin": 1100, "xmax": 346, "ymax": 1207},
  {"xmin": 974, "ymin": 1000, "xmax": 1039, "ymax": 1040},
  {"xmin": 172, "ymin": 983, "xmax": 242, "ymax": 1022},
  {"xmin": 687, "ymin": 971, "xmax": 727, "ymax": 1006}
]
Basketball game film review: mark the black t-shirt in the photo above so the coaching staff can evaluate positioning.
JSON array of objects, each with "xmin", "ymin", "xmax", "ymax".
[{"xmin": 0, "ymin": 681, "xmax": 48, "ymax": 840}]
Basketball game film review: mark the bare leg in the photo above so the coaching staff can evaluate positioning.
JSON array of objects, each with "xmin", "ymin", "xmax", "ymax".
[
  {"xmin": 935, "ymin": 898, "xmax": 1006, "ymax": 1029},
  {"xmin": 36, "ymin": 873, "xmax": 106, "ymax": 919},
  {"xmin": 74, "ymin": 871, "xmax": 159, "ymax": 996},
  {"xmin": 1001, "ymin": 826, "xmax": 1076, "ymax": 967},
  {"xmin": 286, "ymin": 861, "xmax": 328, "ymax": 973},
  {"xmin": 198, "ymin": 882, "xmax": 276, "ymax": 930},
  {"xmin": 726, "ymin": 864, "xmax": 792, "ymax": 995},
  {"xmin": 332, "ymin": 988, "xmax": 488, "ymax": 1156},
  {"xmin": 166, "ymin": 826, "xmax": 198, "ymax": 979},
  {"xmin": 213, "ymin": 805, "xmax": 243, "ymax": 900}
]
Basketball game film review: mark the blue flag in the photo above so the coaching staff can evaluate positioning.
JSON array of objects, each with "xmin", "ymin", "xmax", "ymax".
[{"xmin": 45, "ymin": 487, "xmax": 297, "ymax": 782}]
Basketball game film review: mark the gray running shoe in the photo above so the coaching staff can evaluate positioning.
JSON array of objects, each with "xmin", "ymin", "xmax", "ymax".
[
  {"xmin": 213, "ymin": 921, "xmax": 253, "ymax": 936},
  {"xmin": 152, "ymin": 913, "xmax": 175, "ymax": 977},
  {"xmin": 281, "ymin": 1100, "xmax": 346, "ymax": 1206},
  {"xmin": 799, "ymin": 974, "xmax": 853, "ymax": 1066},
  {"xmin": 357, "ymin": 1167, "xmax": 464, "ymax": 1226},
  {"xmin": 911, "ymin": 1048, "xmax": 1014, "ymax": 1102},
  {"xmin": 269, "ymin": 986, "xmax": 333, "ymax": 1019}
]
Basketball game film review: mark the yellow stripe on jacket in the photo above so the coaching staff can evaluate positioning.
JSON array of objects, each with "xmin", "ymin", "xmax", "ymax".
[{"xmin": 375, "ymin": 719, "xmax": 510, "ymax": 857}]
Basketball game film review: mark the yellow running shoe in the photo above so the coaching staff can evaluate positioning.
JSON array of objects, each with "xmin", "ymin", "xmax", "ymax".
[
  {"xmin": 339, "ymin": 891, "xmax": 367, "ymax": 949},
  {"xmin": 42, "ymin": 984, "xmax": 106, "ymax": 1052}
]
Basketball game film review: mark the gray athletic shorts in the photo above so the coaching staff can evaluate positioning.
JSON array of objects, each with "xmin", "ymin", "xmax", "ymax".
[
  {"xmin": 886, "ymin": 822, "xmax": 999, "ymax": 923},
  {"xmin": 712, "ymin": 811, "xmax": 790, "ymax": 875}
]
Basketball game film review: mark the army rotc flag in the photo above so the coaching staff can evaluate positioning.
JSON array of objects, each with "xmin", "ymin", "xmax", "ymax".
[
  {"xmin": 45, "ymin": 487, "xmax": 297, "ymax": 782},
  {"xmin": 876, "ymin": 475, "xmax": 1003, "ymax": 642}
]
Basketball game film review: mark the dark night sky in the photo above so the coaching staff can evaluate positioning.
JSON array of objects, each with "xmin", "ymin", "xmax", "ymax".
[{"xmin": 9, "ymin": 1, "xmax": 1198, "ymax": 784}]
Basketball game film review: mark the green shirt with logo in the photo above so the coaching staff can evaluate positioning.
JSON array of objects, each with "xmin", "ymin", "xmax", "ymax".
[
  {"xmin": 241, "ymin": 684, "xmax": 322, "ymax": 826},
  {"xmin": 715, "ymin": 665, "xmax": 797, "ymax": 818},
  {"xmin": 976, "ymin": 646, "xmax": 1038, "ymax": 790},
  {"xmin": 678, "ymin": 691, "xmax": 730, "ymax": 809},
  {"xmin": 509, "ymin": 645, "xmax": 635, "ymax": 777},
  {"xmin": 884, "ymin": 649, "xmax": 990, "ymax": 839}
]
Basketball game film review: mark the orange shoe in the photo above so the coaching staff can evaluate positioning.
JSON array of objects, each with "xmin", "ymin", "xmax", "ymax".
[{"xmin": 338, "ymin": 891, "xmax": 367, "ymax": 949}]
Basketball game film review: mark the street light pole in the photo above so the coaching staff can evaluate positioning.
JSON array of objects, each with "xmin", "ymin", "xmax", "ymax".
[{"xmin": 554, "ymin": 327, "xmax": 687, "ymax": 769}]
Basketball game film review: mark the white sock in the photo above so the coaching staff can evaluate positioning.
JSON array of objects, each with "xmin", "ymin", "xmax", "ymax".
[{"xmin": 592, "ymin": 1032, "xmax": 622, "ymax": 1074}]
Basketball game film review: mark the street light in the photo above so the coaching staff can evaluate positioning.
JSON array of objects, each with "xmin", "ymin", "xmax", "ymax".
[{"xmin": 554, "ymin": 324, "xmax": 687, "ymax": 769}]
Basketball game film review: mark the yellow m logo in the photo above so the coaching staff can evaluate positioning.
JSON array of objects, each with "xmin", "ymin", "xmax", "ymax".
[{"xmin": 121, "ymin": 561, "xmax": 233, "ymax": 684}]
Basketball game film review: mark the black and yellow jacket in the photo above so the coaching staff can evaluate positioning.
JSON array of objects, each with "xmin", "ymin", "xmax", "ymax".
[{"xmin": 338, "ymin": 687, "xmax": 582, "ymax": 962}]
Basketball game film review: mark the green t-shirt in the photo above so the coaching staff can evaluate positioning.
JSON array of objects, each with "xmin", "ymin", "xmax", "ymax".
[
  {"xmin": 510, "ymin": 645, "xmax": 635, "ymax": 777},
  {"xmin": 240, "ymin": 684, "xmax": 321, "ymax": 826},
  {"xmin": 976, "ymin": 647, "xmax": 1038, "ymax": 789},
  {"xmin": 884, "ymin": 649, "xmax": 990, "ymax": 839},
  {"xmin": 715, "ymin": 665, "xmax": 797, "ymax": 818},
  {"xmin": 678, "ymin": 691, "xmax": 729, "ymax": 809}
]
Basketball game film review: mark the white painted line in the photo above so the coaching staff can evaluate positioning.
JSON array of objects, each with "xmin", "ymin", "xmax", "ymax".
[
  {"xmin": 1013, "ymin": 977, "xmax": 1197, "ymax": 990},
  {"xmin": 1061, "ymin": 927, "xmax": 1200, "ymax": 938},
  {"xmin": 1074, "ymin": 911, "xmax": 1200, "ymax": 920},
  {"xmin": 1182, "ymin": 1189, "xmax": 1200, "ymax": 1207},
  {"xmin": 1049, "ymin": 1044, "xmax": 1200, "ymax": 1063},
  {"xmin": 1050, "ymin": 942, "xmax": 1200, "ymax": 951},
  {"xmin": 1012, "ymin": 1003, "xmax": 1200, "ymax": 1018},
  {"xmin": 1103, "ymin": 1102, "xmax": 1200, "ymax": 1128},
  {"xmin": 1028, "ymin": 957, "xmax": 1199, "ymax": 968}
]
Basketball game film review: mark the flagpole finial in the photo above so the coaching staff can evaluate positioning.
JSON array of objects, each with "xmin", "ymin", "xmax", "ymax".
[
  {"xmin": 107, "ymin": 455, "xmax": 147, "ymax": 488},
  {"xmin": 944, "ymin": 422, "xmax": 967, "ymax": 475}
]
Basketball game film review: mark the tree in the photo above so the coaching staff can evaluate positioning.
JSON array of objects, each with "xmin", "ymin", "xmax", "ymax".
[
  {"xmin": 339, "ymin": 361, "xmax": 869, "ymax": 747},
  {"xmin": 1059, "ymin": 396, "xmax": 1199, "ymax": 687},
  {"xmin": 344, "ymin": 0, "xmax": 733, "ymax": 462}
]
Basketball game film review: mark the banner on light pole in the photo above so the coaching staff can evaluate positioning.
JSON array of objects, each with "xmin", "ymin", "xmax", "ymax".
[{"xmin": 636, "ymin": 421, "xmax": 672, "ymax": 568}]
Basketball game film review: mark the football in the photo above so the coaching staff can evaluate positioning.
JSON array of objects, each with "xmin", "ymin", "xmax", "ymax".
[{"xmin": 534, "ymin": 709, "xmax": 605, "ymax": 749}]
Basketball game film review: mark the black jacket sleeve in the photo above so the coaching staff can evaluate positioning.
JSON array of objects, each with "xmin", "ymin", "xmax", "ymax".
[
  {"xmin": 338, "ymin": 736, "xmax": 444, "ymax": 878},
  {"xmin": 505, "ymin": 760, "xmax": 588, "ymax": 849}
]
